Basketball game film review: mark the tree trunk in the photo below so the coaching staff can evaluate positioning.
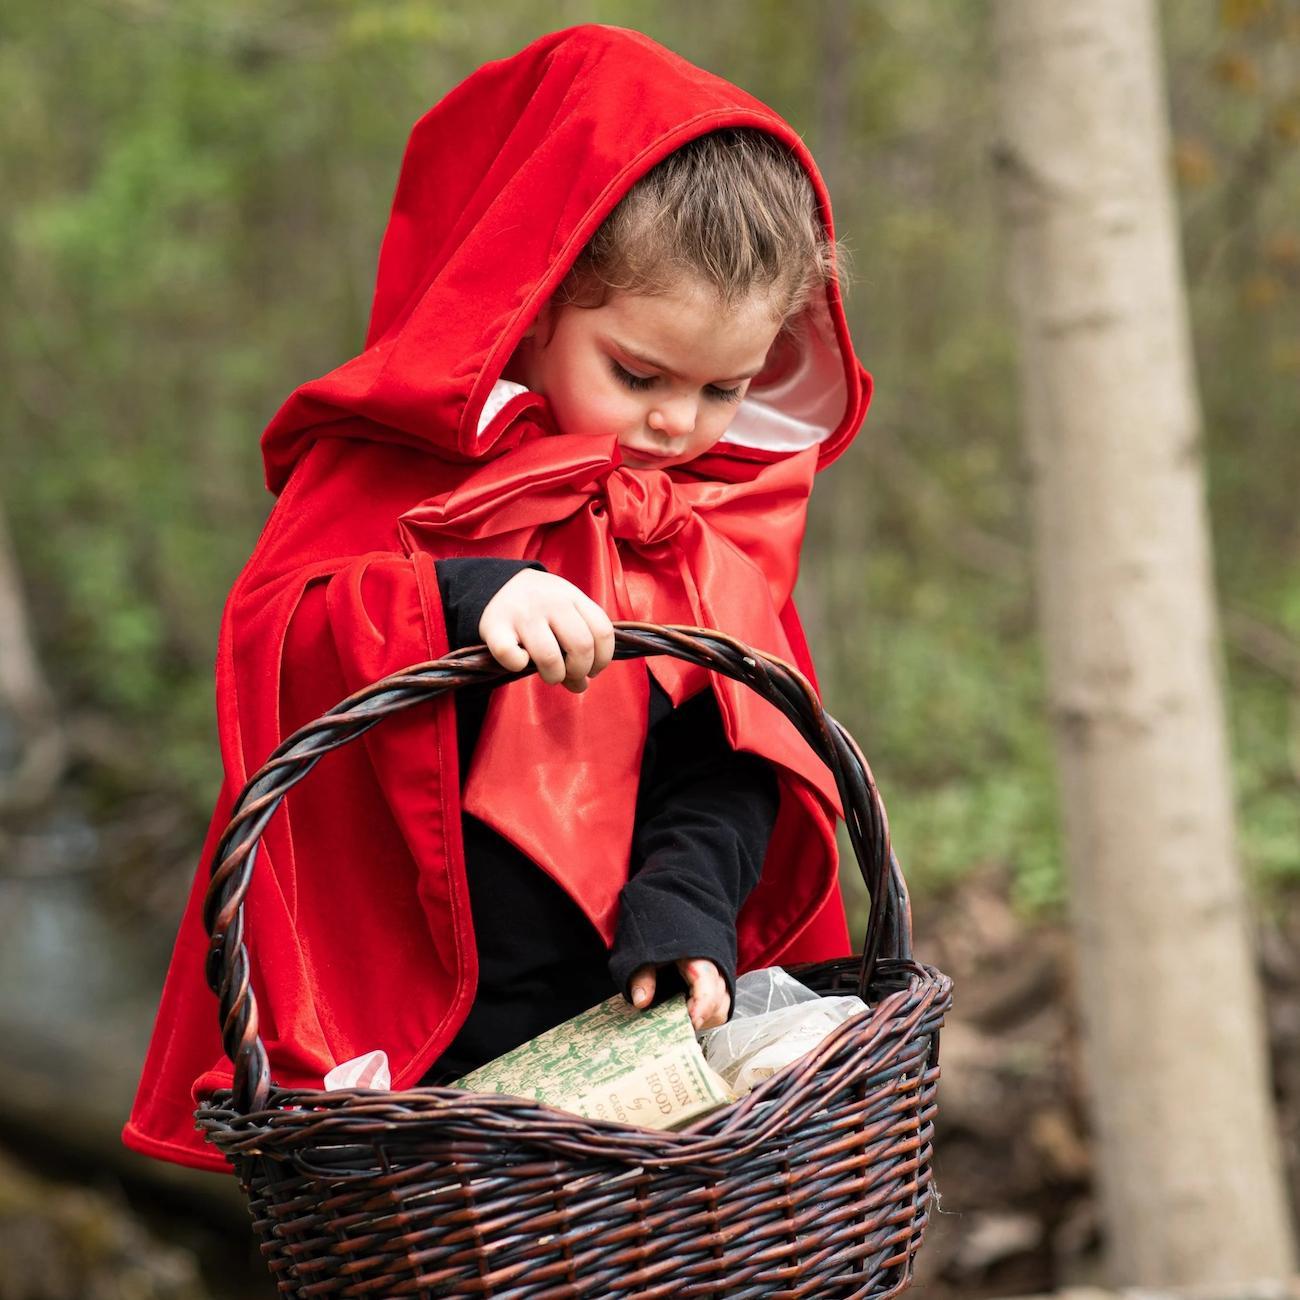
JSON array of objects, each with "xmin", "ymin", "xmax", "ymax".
[
  {"xmin": 989, "ymin": 0, "xmax": 1294, "ymax": 1286},
  {"xmin": 0, "ymin": 495, "xmax": 65, "ymax": 813}
]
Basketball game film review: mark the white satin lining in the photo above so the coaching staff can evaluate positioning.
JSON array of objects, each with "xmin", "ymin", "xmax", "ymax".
[
  {"xmin": 719, "ymin": 295, "xmax": 846, "ymax": 452},
  {"xmin": 476, "ymin": 378, "xmax": 529, "ymax": 435}
]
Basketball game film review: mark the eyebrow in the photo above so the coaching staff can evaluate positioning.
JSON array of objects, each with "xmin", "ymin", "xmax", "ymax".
[{"xmin": 608, "ymin": 338, "xmax": 764, "ymax": 383}]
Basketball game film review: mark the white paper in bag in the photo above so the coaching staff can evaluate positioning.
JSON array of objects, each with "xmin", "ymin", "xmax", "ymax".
[{"xmin": 699, "ymin": 967, "xmax": 870, "ymax": 1094}]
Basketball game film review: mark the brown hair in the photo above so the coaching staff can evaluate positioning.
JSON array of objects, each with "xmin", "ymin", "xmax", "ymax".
[{"xmin": 555, "ymin": 128, "xmax": 846, "ymax": 325}]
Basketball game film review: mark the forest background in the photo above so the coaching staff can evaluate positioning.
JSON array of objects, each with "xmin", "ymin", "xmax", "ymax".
[{"xmin": 0, "ymin": 2, "xmax": 1297, "ymax": 1297}]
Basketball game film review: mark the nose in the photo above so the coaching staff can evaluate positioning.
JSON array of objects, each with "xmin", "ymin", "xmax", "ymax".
[{"xmin": 647, "ymin": 396, "xmax": 697, "ymax": 442}]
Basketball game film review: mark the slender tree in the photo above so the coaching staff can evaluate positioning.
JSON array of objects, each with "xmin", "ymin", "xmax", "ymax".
[
  {"xmin": 989, "ymin": 0, "xmax": 1294, "ymax": 1285},
  {"xmin": 0, "ymin": 495, "xmax": 64, "ymax": 814}
]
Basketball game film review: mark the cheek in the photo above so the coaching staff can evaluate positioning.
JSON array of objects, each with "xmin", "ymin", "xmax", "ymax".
[
  {"xmin": 694, "ymin": 403, "xmax": 739, "ymax": 450},
  {"xmin": 550, "ymin": 364, "xmax": 642, "ymax": 438}
]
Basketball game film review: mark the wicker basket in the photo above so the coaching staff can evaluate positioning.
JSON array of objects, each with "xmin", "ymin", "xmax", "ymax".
[{"xmin": 196, "ymin": 623, "xmax": 953, "ymax": 1298}]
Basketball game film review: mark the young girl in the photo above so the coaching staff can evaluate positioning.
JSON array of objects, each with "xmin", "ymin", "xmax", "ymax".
[{"xmin": 123, "ymin": 23, "xmax": 872, "ymax": 1172}]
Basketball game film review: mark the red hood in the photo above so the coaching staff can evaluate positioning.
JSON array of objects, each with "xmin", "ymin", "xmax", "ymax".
[{"xmin": 260, "ymin": 23, "xmax": 871, "ymax": 493}]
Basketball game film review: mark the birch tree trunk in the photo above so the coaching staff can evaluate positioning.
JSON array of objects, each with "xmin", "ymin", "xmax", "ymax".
[{"xmin": 989, "ymin": 1, "xmax": 1294, "ymax": 1285}]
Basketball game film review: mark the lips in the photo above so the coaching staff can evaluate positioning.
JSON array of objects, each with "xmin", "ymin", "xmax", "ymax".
[{"xmin": 621, "ymin": 447, "xmax": 677, "ymax": 468}]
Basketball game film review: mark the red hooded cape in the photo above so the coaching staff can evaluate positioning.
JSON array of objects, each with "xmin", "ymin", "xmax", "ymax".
[{"xmin": 124, "ymin": 24, "xmax": 873, "ymax": 1173}]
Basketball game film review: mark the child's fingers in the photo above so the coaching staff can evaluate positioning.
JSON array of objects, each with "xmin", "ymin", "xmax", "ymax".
[
  {"xmin": 477, "ymin": 574, "xmax": 613, "ymax": 685},
  {"xmin": 517, "ymin": 619, "xmax": 567, "ymax": 685},
  {"xmin": 480, "ymin": 619, "xmax": 532, "ymax": 673},
  {"xmin": 677, "ymin": 958, "xmax": 730, "ymax": 1030},
  {"xmin": 546, "ymin": 603, "xmax": 597, "ymax": 691},
  {"xmin": 628, "ymin": 964, "xmax": 657, "ymax": 1010},
  {"xmin": 573, "ymin": 594, "xmax": 616, "ymax": 675}
]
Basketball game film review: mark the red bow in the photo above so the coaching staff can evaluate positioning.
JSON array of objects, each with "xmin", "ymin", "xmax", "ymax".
[{"xmin": 398, "ymin": 429, "xmax": 836, "ymax": 943}]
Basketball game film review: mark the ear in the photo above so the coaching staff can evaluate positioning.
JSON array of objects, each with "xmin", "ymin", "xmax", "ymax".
[{"xmin": 522, "ymin": 299, "xmax": 556, "ymax": 343}]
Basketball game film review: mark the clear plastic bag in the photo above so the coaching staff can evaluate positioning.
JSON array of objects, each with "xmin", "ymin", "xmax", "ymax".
[{"xmin": 698, "ymin": 967, "xmax": 870, "ymax": 1095}]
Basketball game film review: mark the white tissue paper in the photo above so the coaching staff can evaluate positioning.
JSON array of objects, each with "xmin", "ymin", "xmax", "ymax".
[
  {"xmin": 698, "ymin": 967, "xmax": 870, "ymax": 1095},
  {"xmin": 324, "ymin": 1049, "xmax": 391, "ymax": 1091}
]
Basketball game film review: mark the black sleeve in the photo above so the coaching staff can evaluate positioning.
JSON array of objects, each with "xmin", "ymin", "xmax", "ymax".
[
  {"xmin": 434, "ymin": 557, "xmax": 547, "ymax": 650},
  {"xmin": 608, "ymin": 681, "xmax": 780, "ymax": 1017}
]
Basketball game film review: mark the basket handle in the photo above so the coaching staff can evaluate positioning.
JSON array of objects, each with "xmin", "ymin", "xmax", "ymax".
[{"xmin": 201, "ymin": 622, "xmax": 912, "ymax": 1115}]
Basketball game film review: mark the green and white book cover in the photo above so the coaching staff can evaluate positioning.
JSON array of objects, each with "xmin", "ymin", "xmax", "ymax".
[{"xmin": 453, "ymin": 993, "xmax": 734, "ymax": 1130}]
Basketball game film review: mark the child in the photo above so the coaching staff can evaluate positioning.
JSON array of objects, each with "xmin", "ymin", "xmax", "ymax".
[{"xmin": 123, "ymin": 24, "xmax": 872, "ymax": 1173}]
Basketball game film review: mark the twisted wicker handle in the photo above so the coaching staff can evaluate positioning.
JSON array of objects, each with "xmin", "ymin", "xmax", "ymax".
[{"xmin": 202, "ymin": 622, "xmax": 912, "ymax": 1115}]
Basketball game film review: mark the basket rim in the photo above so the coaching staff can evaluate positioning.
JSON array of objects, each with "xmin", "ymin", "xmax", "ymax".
[{"xmin": 196, "ymin": 959, "xmax": 953, "ymax": 1173}]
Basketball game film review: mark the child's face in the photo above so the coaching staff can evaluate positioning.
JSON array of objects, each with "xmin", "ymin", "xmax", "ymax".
[{"xmin": 510, "ymin": 279, "xmax": 781, "ymax": 471}]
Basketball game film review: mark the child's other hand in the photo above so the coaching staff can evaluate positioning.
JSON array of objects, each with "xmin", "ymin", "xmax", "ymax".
[
  {"xmin": 479, "ymin": 571, "xmax": 615, "ymax": 693},
  {"xmin": 628, "ymin": 958, "xmax": 731, "ymax": 1030}
]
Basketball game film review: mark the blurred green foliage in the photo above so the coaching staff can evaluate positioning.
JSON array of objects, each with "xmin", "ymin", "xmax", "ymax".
[{"xmin": 1, "ymin": 1, "xmax": 1296, "ymax": 914}]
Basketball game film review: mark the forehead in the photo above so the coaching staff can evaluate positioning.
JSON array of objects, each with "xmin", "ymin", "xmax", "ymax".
[{"xmin": 586, "ymin": 282, "xmax": 782, "ymax": 377}]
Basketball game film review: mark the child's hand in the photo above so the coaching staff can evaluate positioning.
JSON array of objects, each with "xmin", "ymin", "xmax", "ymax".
[
  {"xmin": 479, "ymin": 571, "xmax": 615, "ymax": 694},
  {"xmin": 628, "ymin": 958, "xmax": 731, "ymax": 1030}
]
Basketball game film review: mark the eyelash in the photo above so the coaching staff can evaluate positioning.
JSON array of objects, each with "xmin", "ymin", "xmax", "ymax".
[{"xmin": 608, "ymin": 360, "xmax": 744, "ymax": 404}]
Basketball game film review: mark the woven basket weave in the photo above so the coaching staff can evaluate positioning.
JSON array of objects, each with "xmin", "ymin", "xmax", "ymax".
[{"xmin": 195, "ymin": 623, "xmax": 953, "ymax": 1298}]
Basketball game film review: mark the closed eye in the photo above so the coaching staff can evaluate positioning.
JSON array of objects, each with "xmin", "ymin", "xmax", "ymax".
[
  {"xmin": 609, "ymin": 359, "xmax": 655, "ymax": 391},
  {"xmin": 706, "ymin": 383, "xmax": 745, "ymax": 404},
  {"xmin": 608, "ymin": 359, "xmax": 745, "ymax": 404}
]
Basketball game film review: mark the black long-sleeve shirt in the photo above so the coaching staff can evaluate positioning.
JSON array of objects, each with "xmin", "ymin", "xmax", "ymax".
[{"xmin": 422, "ymin": 557, "xmax": 779, "ymax": 1079}]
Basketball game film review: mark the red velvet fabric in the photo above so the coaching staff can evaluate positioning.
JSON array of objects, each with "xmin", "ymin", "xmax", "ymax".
[{"xmin": 123, "ymin": 24, "xmax": 873, "ymax": 1174}]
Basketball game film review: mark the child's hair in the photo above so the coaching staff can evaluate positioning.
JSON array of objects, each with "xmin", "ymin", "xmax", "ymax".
[{"xmin": 556, "ymin": 128, "xmax": 847, "ymax": 326}]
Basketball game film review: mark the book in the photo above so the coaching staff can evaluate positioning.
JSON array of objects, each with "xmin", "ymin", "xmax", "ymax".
[{"xmin": 452, "ymin": 993, "xmax": 735, "ymax": 1130}]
